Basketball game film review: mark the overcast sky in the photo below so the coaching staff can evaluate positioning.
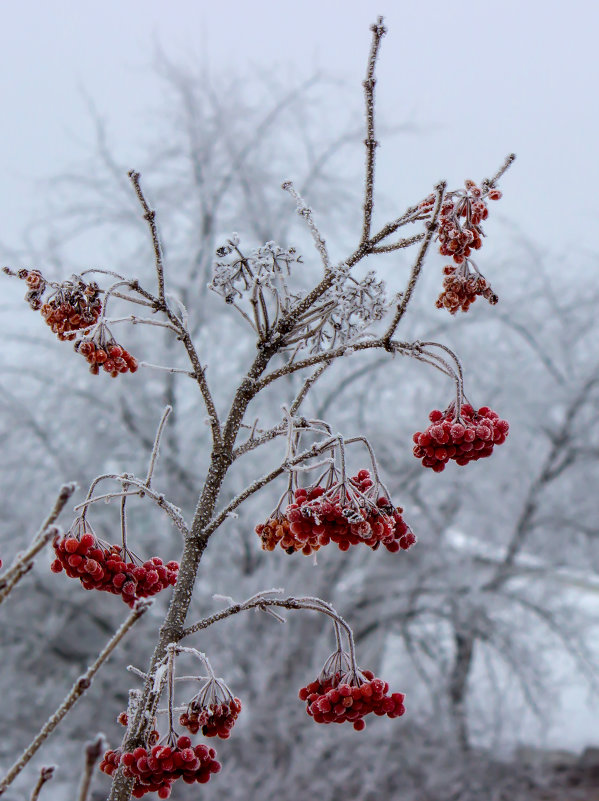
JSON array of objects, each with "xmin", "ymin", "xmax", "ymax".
[{"xmin": 1, "ymin": 0, "xmax": 598, "ymax": 262}]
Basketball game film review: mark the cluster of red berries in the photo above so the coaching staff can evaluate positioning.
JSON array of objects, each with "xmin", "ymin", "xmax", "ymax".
[
  {"xmin": 100, "ymin": 736, "xmax": 221, "ymax": 798},
  {"xmin": 10, "ymin": 268, "xmax": 102, "ymax": 336},
  {"xmin": 76, "ymin": 339, "xmax": 138, "ymax": 377},
  {"xmin": 180, "ymin": 697, "xmax": 242, "ymax": 739},
  {"xmin": 412, "ymin": 405, "xmax": 509, "ymax": 471},
  {"xmin": 256, "ymin": 470, "xmax": 415, "ymax": 555},
  {"xmin": 299, "ymin": 668, "xmax": 406, "ymax": 731},
  {"xmin": 426, "ymin": 180, "xmax": 502, "ymax": 266},
  {"xmin": 51, "ymin": 530, "xmax": 178, "ymax": 606},
  {"xmin": 436, "ymin": 264, "xmax": 498, "ymax": 315}
]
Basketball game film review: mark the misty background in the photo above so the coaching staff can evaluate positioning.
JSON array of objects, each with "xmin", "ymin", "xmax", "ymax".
[{"xmin": 1, "ymin": 1, "xmax": 599, "ymax": 799}]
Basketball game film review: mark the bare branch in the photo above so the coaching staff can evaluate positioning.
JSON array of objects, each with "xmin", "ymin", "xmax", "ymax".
[
  {"xmin": 28, "ymin": 766, "xmax": 55, "ymax": 801},
  {"xmin": 128, "ymin": 171, "xmax": 166, "ymax": 305},
  {"xmin": 361, "ymin": 16, "xmax": 387, "ymax": 245},
  {"xmin": 77, "ymin": 736, "xmax": 105, "ymax": 801}
]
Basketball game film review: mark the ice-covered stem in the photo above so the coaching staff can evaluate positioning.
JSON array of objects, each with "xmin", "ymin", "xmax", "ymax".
[
  {"xmin": 361, "ymin": 16, "xmax": 386, "ymax": 245},
  {"xmin": 127, "ymin": 171, "xmax": 223, "ymax": 449},
  {"xmin": 383, "ymin": 181, "xmax": 446, "ymax": 342},
  {"xmin": 0, "ymin": 601, "xmax": 149, "ymax": 795},
  {"xmin": 145, "ymin": 405, "xmax": 172, "ymax": 488},
  {"xmin": 181, "ymin": 592, "xmax": 355, "ymax": 651},
  {"xmin": 128, "ymin": 171, "xmax": 167, "ymax": 305},
  {"xmin": 77, "ymin": 735, "xmax": 104, "ymax": 801},
  {"xmin": 28, "ymin": 766, "xmax": 54, "ymax": 801},
  {"xmin": 282, "ymin": 181, "xmax": 330, "ymax": 269},
  {"xmin": 0, "ymin": 483, "xmax": 76, "ymax": 604},
  {"xmin": 76, "ymin": 472, "xmax": 189, "ymax": 536},
  {"xmin": 482, "ymin": 152, "xmax": 516, "ymax": 192}
]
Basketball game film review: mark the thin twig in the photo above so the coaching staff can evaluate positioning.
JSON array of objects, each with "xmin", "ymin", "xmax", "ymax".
[
  {"xmin": 383, "ymin": 180, "xmax": 446, "ymax": 341},
  {"xmin": 0, "ymin": 483, "xmax": 76, "ymax": 604},
  {"xmin": 361, "ymin": 16, "xmax": 386, "ymax": 245},
  {"xmin": 29, "ymin": 767, "xmax": 55, "ymax": 801},
  {"xmin": 282, "ymin": 181, "xmax": 330, "ymax": 269},
  {"xmin": 139, "ymin": 361, "xmax": 196, "ymax": 377},
  {"xmin": 77, "ymin": 735, "xmax": 104, "ymax": 801},
  {"xmin": 128, "ymin": 171, "xmax": 166, "ymax": 305},
  {"xmin": 0, "ymin": 602, "xmax": 150, "ymax": 794},
  {"xmin": 146, "ymin": 406, "xmax": 172, "ymax": 487}
]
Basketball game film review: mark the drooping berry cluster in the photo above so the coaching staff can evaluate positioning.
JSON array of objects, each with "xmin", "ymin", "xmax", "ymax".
[
  {"xmin": 76, "ymin": 339, "xmax": 138, "ymax": 377},
  {"xmin": 431, "ymin": 180, "xmax": 502, "ymax": 266},
  {"xmin": 100, "ymin": 736, "xmax": 221, "ymax": 798},
  {"xmin": 51, "ymin": 527, "xmax": 178, "ymax": 606},
  {"xmin": 421, "ymin": 181, "xmax": 502, "ymax": 314},
  {"xmin": 436, "ymin": 264, "xmax": 498, "ymax": 315},
  {"xmin": 256, "ymin": 470, "xmax": 415, "ymax": 556},
  {"xmin": 180, "ymin": 697, "xmax": 242, "ymax": 739},
  {"xmin": 9, "ymin": 268, "xmax": 102, "ymax": 336},
  {"xmin": 412, "ymin": 404, "xmax": 509, "ymax": 472},
  {"xmin": 299, "ymin": 668, "xmax": 405, "ymax": 731}
]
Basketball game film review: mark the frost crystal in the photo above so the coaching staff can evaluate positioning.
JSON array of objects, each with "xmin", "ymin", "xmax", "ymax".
[{"xmin": 209, "ymin": 238, "xmax": 387, "ymax": 353}]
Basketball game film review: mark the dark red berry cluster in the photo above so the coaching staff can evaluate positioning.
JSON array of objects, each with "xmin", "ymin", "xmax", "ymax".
[
  {"xmin": 256, "ymin": 470, "xmax": 415, "ymax": 555},
  {"xmin": 412, "ymin": 404, "xmax": 509, "ymax": 471},
  {"xmin": 100, "ymin": 736, "xmax": 221, "ymax": 798},
  {"xmin": 436, "ymin": 264, "xmax": 497, "ymax": 315},
  {"xmin": 10, "ymin": 268, "xmax": 102, "ymax": 335},
  {"xmin": 180, "ymin": 697, "xmax": 242, "ymax": 739},
  {"xmin": 299, "ymin": 669, "xmax": 406, "ymax": 731},
  {"xmin": 76, "ymin": 340, "xmax": 138, "ymax": 377},
  {"xmin": 51, "ymin": 530, "xmax": 178, "ymax": 606}
]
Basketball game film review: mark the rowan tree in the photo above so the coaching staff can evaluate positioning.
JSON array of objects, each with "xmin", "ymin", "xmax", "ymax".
[{"xmin": 0, "ymin": 17, "xmax": 520, "ymax": 801}]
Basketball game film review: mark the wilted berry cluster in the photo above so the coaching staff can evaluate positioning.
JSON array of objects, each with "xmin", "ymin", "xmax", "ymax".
[
  {"xmin": 76, "ymin": 339, "xmax": 138, "ymax": 377},
  {"xmin": 9, "ymin": 268, "xmax": 102, "ymax": 337},
  {"xmin": 299, "ymin": 667, "xmax": 405, "ymax": 731},
  {"xmin": 436, "ymin": 264, "xmax": 497, "ymax": 315},
  {"xmin": 412, "ymin": 404, "xmax": 509, "ymax": 471},
  {"xmin": 51, "ymin": 528, "xmax": 178, "ymax": 606},
  {"xmin": 256, "ymin": 470, "xmax": 415, "ymax": 555},
  {"xmin": 180, "ymin": 697, "xmax": 242, "ymax": 739},
  {"xmin": 100, "ymin": 736, "xmax": 220, "ymax": 798}
]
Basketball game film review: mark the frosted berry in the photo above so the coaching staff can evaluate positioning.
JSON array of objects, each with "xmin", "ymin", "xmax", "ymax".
[
  {"xmin": 299, "ymin": 666, "xmax": 406, "ymax": 730},
  {"xmin": 100, "ymin": 739, "xmax": 221, "ymax": 797},
  {"xmin": 51, "ymin": 522, "xmax": 179, "ymax": 607},
  {"xmin": 256, "ymin": 470, "xmax": 415, "ymax": 556},
  {"xmin": 412, "ymin": 403, "xmax": 509, "ymax": 471}
]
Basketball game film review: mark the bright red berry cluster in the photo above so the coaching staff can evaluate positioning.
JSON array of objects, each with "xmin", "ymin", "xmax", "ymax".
[
  {"xmin": 412, "ymin": 404, "xmax": 509, "ymax": 471},
  {"xmin": 51, "ymin": 530, "xmax": 178, "ymax": 606},
  {"xmin": 180, "ymin": 697, "xmax": 242, "ymax": 739},
  {"xmin": 76, "ymin": 340, "xmax": 138, "ymax": 377},
  {"xmin": 100, "ymin": 736, "xmax": 221, "ymax": 798},
  {"xmin": 256, "ymin": 470, "xmax": 415, "ymax": 555},
  {"xmin": 299, "ymin": 669, "xmax": 405, "ymax": 731},
  {"xmin": 436, "ymin": 264, "xmax": 498, "ymax": 315}
]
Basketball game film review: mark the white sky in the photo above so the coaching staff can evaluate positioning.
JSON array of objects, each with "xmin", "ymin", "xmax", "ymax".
[{"xmin": 1, "ymin": 0, "xmax": 598, "ymax": 260}]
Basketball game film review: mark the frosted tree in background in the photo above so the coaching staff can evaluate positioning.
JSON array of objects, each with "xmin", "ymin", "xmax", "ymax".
[{"xmin": 0, "ymin": 16, "xmax": 550, "ymax": 801}]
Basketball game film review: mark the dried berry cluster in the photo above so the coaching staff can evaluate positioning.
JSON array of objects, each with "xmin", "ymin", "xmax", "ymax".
[
  {"xmin": 76, "ymin": 340, "xmax": 138, "ymax": 377},
  {"xmin": 11, "ymin": 268, "xmax": 102, "ymax": 337},
  {"xmin": 51, "ymin": 531, "xmax": 178, "ymax": 606},
  {"xmin": 299, "ymin": 668, "xmax": 405, "ymax": 731},
  {"xmin": 100, "ymin": 737, "xmax": 220, "ymax": 798},
  {"xmin": 412, "ymin": 404, "xmax": 509, "ymax": 471},
  {"xmin": 256, "ymin": 470, "xmax": 415, "ymax": 556},
  {"xmin": 436, "ymin": 264, "xmax": 498, "ymax": 315}
]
